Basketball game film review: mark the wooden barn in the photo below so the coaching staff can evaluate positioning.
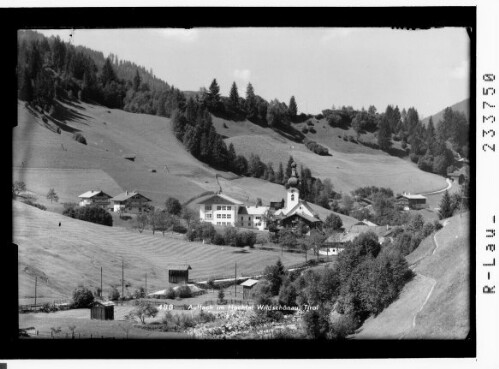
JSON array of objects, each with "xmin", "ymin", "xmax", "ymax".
[
  {"xmin": 167, "ymin": 264, "xmax": 192, "ymax": 284},
  {"xmin": 240, "ymin": 279, "xmax": 259, "ymax": 300},
  {"xmin": 90, "ymin": 300, "xmax": 114, "ymax": 321}
]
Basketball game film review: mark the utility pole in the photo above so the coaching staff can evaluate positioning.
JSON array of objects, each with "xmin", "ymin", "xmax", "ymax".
[
  {"xmin": 145, "ymin": 273, "xmax": 147, "ymax": 297},
  {"xmin": 100, "ymin": 267, "xmax": 103, "ymax": 299},
  {"xmin": 34, "ymin": 276, "xmax": 38, "ymax": 307},
  {"xmin": 234, "ymin": 263, "xmax": 237, "ymax": 297},
  {"xmin": 121, "ymin": 258, "xmax": 124, "ymax": 299}
]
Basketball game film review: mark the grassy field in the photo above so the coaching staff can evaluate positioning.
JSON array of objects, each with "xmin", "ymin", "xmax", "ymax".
[
  {"xmin": 14, "ymin": 100, "xmax": 353, "ymax": 227},
  {"xmin": 353, "ymin": 212, "xmax": 470, "ymax": 339},
  {"xmin": 222, "ymin": 125, "xmax": 447, "ymax": 195},
  {"xmin": 14, "ymin": 201, "xmax": 306, "ymax": 302}
]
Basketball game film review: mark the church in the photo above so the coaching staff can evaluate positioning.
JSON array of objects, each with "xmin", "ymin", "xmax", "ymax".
[
  {"xmin": 197, "ymin": 161, "xmax": 322, "ymax": 232},
  {"xmin": 272, "ymin": 161, "xmax": 323, "ymax": 230}
]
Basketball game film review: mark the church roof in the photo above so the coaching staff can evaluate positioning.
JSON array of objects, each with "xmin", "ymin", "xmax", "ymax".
[
  {"xmin": 287, "ymin": 161, "xmax": 299, "ymax": 187},
  {"xmin": 285, "ymin": 200, "xmax": 320, "ymax": 219},
  {"xmin": 282, "ymin": 212, "xmax": 322, "ymax": 223}
]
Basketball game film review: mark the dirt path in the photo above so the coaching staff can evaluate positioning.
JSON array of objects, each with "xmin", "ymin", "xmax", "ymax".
[
  {"xmin": 399, "ymin": 218, "xmax": 450, "ymax": 339},
  {"xmin": 419, "ymin": 178, "xmax": 452, "ymax": 196}
]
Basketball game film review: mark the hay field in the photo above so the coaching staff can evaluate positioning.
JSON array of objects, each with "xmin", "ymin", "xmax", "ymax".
[
  {"xmin": 354, "ymin": 212, "xmax": 470, "ymax": 339},
  {"xmin": 14, "ymin": 201, "xmax": 305, "ymax": 301}
]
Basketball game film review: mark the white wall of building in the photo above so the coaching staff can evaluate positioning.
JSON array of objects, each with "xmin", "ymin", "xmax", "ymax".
[{"xmin": 200, "ymin": 204, "xmax": 238, "ymax": 226}]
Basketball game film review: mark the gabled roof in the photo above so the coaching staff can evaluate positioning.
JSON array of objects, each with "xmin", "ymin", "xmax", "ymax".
[
  {"xmin": 285, "ymin": 200, "xmax": 320, "ymax": 219},
  {"xmin": 397, "ymin": 193, "xmax": 426, "ymax": 200},
  {"xmin": 246, "ymin": 206, "xmax": 268, "ymax": 215},
  {"xmin": 240, "ymin": 279, "xmax": 259, "ymax": 287},
  {"xmin": 197, "ymin": 193, "xmax": 243, "ymax": 206},
  {"xmin": 166, "ymin": 263, "xmax": 192, "ymax": 271},
  {"xmin": 283, "ymin": 212, "xmax": 322, "ymax": 223},
  {"xmin": 354, "ymin": 219, "xmax": 378, "ymax": 227},
  {"xmin": 92, "ymin": 300, "xmax": 115, "ymax": 307},
  {"xmin": 78, "ymin": 190, "xmax": 112, "ymax": 199},
  {"xmin": 111, "ymin": 191, "xmax": 151, "ymax": 202}
]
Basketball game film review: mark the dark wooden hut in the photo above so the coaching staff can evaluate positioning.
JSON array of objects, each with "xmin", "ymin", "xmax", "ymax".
[
  {"xmin": 90, "ymin": 300, "xmax": 115, "ymax": 320},
  {"xmin": 167, "ymin": 264, "xmax": 192, "ymax": 284}
]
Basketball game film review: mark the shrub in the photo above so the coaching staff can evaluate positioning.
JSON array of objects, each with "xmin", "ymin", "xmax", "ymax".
[
  {"xmin": 108, "ymin": 287, "xmax": 120, "ymax": 301},
  {"xmin": 409, "ymin": 153, "xmax": 419, "ymax": 163},
  {"xmin": 401, "ymin": 141, "xmax": 407, "ymax": 149},
  {"xmin": 306, "ymin": 120, "xmax": 315, "ymax": 126},
  {"xmin": 218, "ymin": 289, "xmax": 225, "ymax": 302},
  {"xmin": 72, "ymin": 286, "xmax": 94, "ymax": 308},
  {"xmin": 305, "ymin": 140, "xmax": 329, "ymax": 156},
  {"xmin": 309, "ymin": 127, "xmax": 316, "ymax": 134},
  {"xmin": 172, "ymin": 225, "xmax": 187, "ymax": 234},
  {"xmin": 224, "ymin": 227, "xmax": 239, "ymax": 246},
  {"xmin": 303, "ymin": 309, "xmax": 330, "ymax": 339},
  {"xmin": 165, "ymin": 287, "xmax": 176, "ymax": 299},
  {"xmin": 175, "ymin": 285, "xmax": 192, "ymax": 299},
  {"xmin": 433, "ymin": 220, "xmax": 443, "ymax": 231},
  {"xmin": 315, "ymin": 114, "xmax": 324, "ymax": 120},
  {"xmin": 348, "ymin": 135, "xmax": 356, "ymax": 142},
  {"xmin": 165, "ymin": 197, "xmax": 182, "ymax": 216},
  {"xmin": 72, "ymin": 132, "xmax": 87, "ymax": 145},
  {"xmin": 342, "ymin": 135, "xmax": 348, "ymax": 141},
  {"xmin": 212, "ymin": 233, "xmax": 225, "ymax": 245},
  {"xmin": 301, "ymin": 126, "xmax": 309, "ymax": 134},
  {"xmin": 22, "ymin": 199, "xmax": 47, "ymax": 211},
  {"xmin": 236, "ymin": 231, "xmax": 257, "ymax": 247},
  {"xmin": 63, "ymin": 205, "xmax": 113, "ymax": 226}
]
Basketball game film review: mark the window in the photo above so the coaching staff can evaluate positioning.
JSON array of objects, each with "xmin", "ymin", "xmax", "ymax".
[
  {"xmin": 291, "ymin": 194, "xmax": 295, "ymax": 201},
  {"xmin": 227, "ymin": 214, "xmax": 231, "ymax": 219},
  {"xmin": 241, "ymin": 217, "xmax": 244, "ymax": 222},
  {"xmin": 227, "ymin": 206, "xmax": 231, "ymax": 211},
  {"xmin": 205, "ymin": 214, "xmax": 212, "ymax": 219},
  {"xmin": 256, "ymin": 216, "xmax": 261, "ymax": 220},
  {"xmin": 217, "ymin": 206, "xmax": 222, "ymax": 211},
  {"xmin": 217, "ymin": 222, "xmax": 221, "ymax": 225},
  {"xmin": 205, "ymin": 205, "xmax": 212, "ymax": 211},
  {"xmin": 217, "ymin": 214, "xmax": 221, "ymax": 219},
  {"xmin": 248, "ymin": 222, "xmax": 251, "ymax": 226},
  {"xmin": 220, "ymin": 206, "xmax": 227, "ymax": 211},
  {"xmin": 222, "ymin": 214, "xmax": 227, "ymax": 219}
]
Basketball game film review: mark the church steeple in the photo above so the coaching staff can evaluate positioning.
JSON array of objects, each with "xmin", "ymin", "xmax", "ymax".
[{"xmin": 286, "ymin": 161, "xmax": 300, "ymax": 212}]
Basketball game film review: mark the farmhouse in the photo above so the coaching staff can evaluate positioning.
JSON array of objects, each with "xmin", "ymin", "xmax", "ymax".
[
  {"xmin": 324, "ymin": 224, "xmax": 393, "ymax": 253},
  {"xmin": 273, "ymin": 162, "xmax": 322, "ymax": 230},
  {"xmin": 111, "ymin": 190, "xmax": 151, "ymax": 213},
  {"xmin": 240, "ymin": 279, "xmax": 259, "ymax": 300},
  {"xmin": 396, "ymin": 192, "xmax": 427, "ymax": 210},
  {"xmin": 77, "ymin": 190, "xmax": 112, "ymax": 208},
  {"xmin": 238, "ymin": 205, "xmax": 268, "ymax": 231}
]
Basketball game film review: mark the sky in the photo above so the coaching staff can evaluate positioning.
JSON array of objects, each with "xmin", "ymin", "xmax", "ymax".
[{"xmin": 36, "ymin": 27, "xmax": 470, "ymax": 118}]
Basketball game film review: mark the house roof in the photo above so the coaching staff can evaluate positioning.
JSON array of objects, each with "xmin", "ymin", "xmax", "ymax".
[
  {"xmin": 283, "ymin": 212, "xmax": 322, "ymax": 223},
  {"xmin": 246, "ymin": 206, "xmax": 268, "ymax": 215},
  {"xmin": 111, "ymin": 191, "xmax": 151, "ymax": 202},
  {"xmin": 353, "ymin": 219, "xmax": 378, "ymax": 227},
  {"xmin": 92, "ymin": 300, "xmax": 115, "ymax": 307},
  {"xmin": 240, "ymin": 279, "xmax": 259, "ymax": 287},
  {"xmin": 197, "ymin": 193, "xmax": 243, "ymax": 206},
  {"xmin": 398, "ymin": 193, "xmax": 426, "ymax": 200},
  {"xmin": 78, "ymin": 190, "xmax": 112, "ymax": 199},
  {"xmin": 166, "ymin": 263, "xmax": 192, "ymax": 271}
]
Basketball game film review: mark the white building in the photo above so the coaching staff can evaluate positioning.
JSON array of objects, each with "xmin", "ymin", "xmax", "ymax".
[
  {"xmin": 197, "ymin": 193, "xmax": 269, "ymax": 231},
  {"xmin": 77, "ymin": 190, "xmax": 112, "ymax": 208},
  {"xmin": 111, "ymin": 191, "xmax": 152, "ymax": 213}
]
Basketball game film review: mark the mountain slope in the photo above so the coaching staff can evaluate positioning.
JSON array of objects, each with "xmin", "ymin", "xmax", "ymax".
[
  {"xmin": 14, "ymin": 201, "xmax": 306, "ymax": 301},
  {"xmin": 353, "ymin": 212, "xmax": 470, "ymax": 339},
  {"xmin": 14, "ymin": 100, "xmax": 356, "ymax": 226},
  {"xmin": 421, "ymin": 98, "xmax": 470, "ymax": 126}
]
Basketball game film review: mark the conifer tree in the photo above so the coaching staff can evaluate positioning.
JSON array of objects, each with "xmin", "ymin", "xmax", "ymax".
[
  {"xmin": 377, "ymin": 115, "xmax": 392, "ymax": 151},
  {"xmin": 229, "ymin": 81, "xmax": 239, "ymax": 109},
  {"xmin": 245, "ymin": 82, "xmax": 257, "ymax": 119},
  {"xmin": 133, "ymin": 69, "xmax": 141, "ymax": 91},
  {"xmin": 100, "ymin": 58, "xmax": 117, "ymax": 86},
  {"xmin": 438, "ymin": 190, "xmax": 453, "ymax": 219},
  {"xmin": 276, "ymin": 162, "xmax": 285, "ymax": 184},
  {"xmin": 288, "ymin": 96, "xmax": 298, "ymax": 119},
  {"xmin": 19, "ymin": 67, "xmax": 33, "ymax": 102},
  {"xmin": 285, "ymin": 156, "xmax": 294, "ymax": 179}
]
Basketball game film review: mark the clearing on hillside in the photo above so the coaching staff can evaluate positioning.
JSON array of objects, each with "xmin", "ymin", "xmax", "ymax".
[
  {"xmin": 353, "ymin": 212, "xmax": 470, "ymax": 339},
  {"xmin": 14, "ymin": 201, "xmax": 305, "ymax": 302}
]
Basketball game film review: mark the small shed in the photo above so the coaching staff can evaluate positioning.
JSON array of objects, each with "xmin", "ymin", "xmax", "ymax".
[
  {"xmin": 167, "ymin": 264, "xmax": 192, "ymax": 284},
  {"xmin": 240, "ymin": 279, "xmax": 259, "ymax": 300},
  {"xmin": 90, "ymin": 300, "xmax": 114, "ymax": 321}
]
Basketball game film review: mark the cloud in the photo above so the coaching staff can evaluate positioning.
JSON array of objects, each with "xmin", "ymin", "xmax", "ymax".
[
  {"xmin": 233, "ymin": 69, "xmax": 251, "ymax": 82},
  {"xmin": 450, "ymin": 60, "xmax": 470, "ymax": 79},
  {"xmin": 154, "ymin": 28, "xmax": 199, "ymax": 42},
  {"xmin": 321, "ymin": 28, "xmax": 355, "ymax": 43}
]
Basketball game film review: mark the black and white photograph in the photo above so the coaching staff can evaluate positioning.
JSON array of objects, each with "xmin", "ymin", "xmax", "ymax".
[{"xmin": 3, "ymin": 3, "xmax": 493, "ymax": 365}]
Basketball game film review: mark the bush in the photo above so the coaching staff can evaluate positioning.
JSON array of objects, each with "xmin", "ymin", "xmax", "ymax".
[
  {"xmin": 409, "ymin": 153, "xmax": 420, "ymax": 163},
  {"xmin": 63, "ymin": 205, "xmax": 113, "ymax": 226},
  {"xmin": 303, "ymin": 309, "xmax": 330, "ymax": 339},
  {"xmin": 165, "ymin": 287, "xmax": 176, "ymax": 299},
  {"xmin": 433, "ymin": 220, "xmax": 443, "ymax": 231},
  {"xmin": 309, "ymin": 127, "xmax": 316, "ymax": 134},
  {"xmin": 301, "ymin": 126, "xmax": 309, "ymax": 134},
  {"xmin": 172, "ymin": 225, "xmax": 187, "ymax": 234},
  {"xmin": 212, "ymin": 233, "xmax": 225, "ymax": 245},
  {"xmin": 306, "ymin": 120, "xmax": 315, "ymax": 126},
  {"xmin": 72, "ymin": 286, "xmax": 94, "ymax": 308},
  {"xmin": 72, "ymin": 132, "xmax": 87, "ymax": 145},
  {"xmin": 108, "ymin": 287, "xmax": 120, "ymax": 301},
  {"xmin": 224, "ymin": 227, "xmax": 239, "ymax": 246},
  {"xmin": 401, "ymin": 141, "xmax": 407, "ymax": 149},
  {"xmin": 305, "ymin": 140, "xmax": 329, "ymax": 156},
  {"xmin": 175, "ymin": 285, "xmax": 192, "ymax": 299},
  {"xmin": 236, "ymin": 231, "xmax": 257, "ymax": 247},
  {"xmin": 22, "ymin": 199, "xmax": 47, "ymax": 211},
  {"xmin": 218, "ymin": 289, "xmax": 225, "ymax": 302},
  {"xmin": 315, "ymin": 114, "xmax": 324, "ymax": 120}
]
